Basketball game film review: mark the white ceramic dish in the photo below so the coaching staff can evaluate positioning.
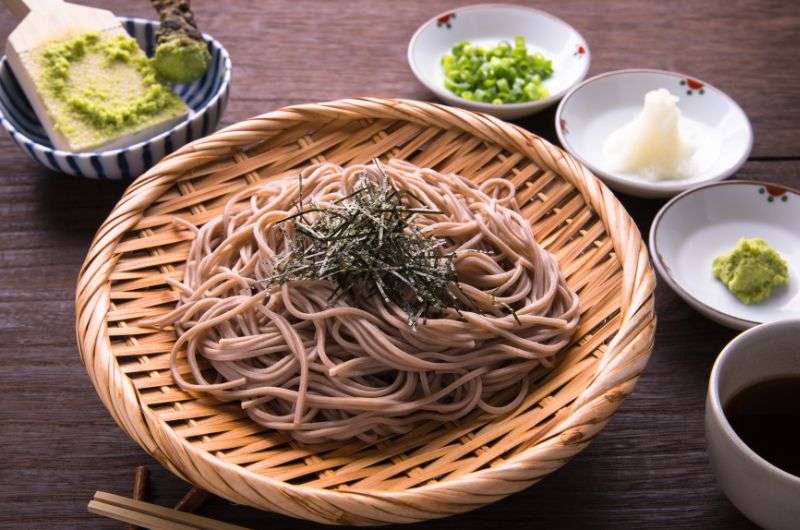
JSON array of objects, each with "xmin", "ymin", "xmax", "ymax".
[
  {"xmin": 556, "ymin": 69, "xmax": 752, "ymax": 198},
  {"xmin": 407, "ymin": 4, "xmax": 589, "ymax": 120},
  {"xmin": 650, "ymin": 180, "xmax": 800, "ymax": 329},
  {"xmin": 706, "ymin": 319, "xmax": 800, "ymax": 530}
]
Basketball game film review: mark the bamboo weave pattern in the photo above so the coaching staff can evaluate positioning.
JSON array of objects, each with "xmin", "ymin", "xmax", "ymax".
[{"xmin": 76, "ymin": 98, "xmax": 656, "ymax": 525}]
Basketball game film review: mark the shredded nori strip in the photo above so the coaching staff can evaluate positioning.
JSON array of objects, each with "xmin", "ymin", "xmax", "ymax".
[{"xmin": 263, "ymin": 163, "xmax": 463, "ymax": 325}]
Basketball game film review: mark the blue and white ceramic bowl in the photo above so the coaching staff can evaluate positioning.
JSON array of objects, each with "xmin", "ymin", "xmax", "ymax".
[{"xmin": 0, "ymin": 17, "xmax": 231, "ymax": 179}]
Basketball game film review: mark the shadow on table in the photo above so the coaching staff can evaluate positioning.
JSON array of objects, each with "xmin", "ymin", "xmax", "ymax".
[{"xmin": 33, "ymin": 169, "xmax": 128, "ymax": 246}]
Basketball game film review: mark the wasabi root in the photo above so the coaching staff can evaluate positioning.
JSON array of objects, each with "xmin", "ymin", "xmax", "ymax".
[{"xmin": 151, "ymin": 0, "xmax": 211, "ymax": 83}]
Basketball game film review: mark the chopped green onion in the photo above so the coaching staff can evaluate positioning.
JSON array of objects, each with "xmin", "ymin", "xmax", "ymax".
[{"xmin": 440, "ymin": 36, "xmax": 553, "ymax": 104}]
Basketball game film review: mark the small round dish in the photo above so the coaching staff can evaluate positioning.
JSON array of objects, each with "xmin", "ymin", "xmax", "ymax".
[
  {"xmin": 650, "ymin": 180, "xmax": 800, "ymax": 330},
  {"xmin": 0, "ymin": 17, "xmax": 231, "ymax": 180},
  {"xmin": 556, "ymin": 69, "xmax": 752, "ymax": 198},
  {"xmin": 407, "ymin": 4, "xmax": 590, "ymax": 120}
]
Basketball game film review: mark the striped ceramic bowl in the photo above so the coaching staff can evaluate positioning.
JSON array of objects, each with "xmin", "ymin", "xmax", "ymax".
[{"xmin": 0, "ymin": 17, "xmax": 231, "ymax": 180}]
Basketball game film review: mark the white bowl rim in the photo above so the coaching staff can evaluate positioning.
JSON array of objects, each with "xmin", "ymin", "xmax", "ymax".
[
  {"xmin": 708, "ymin": 317, "xmax": 800, "ymax": 485},
  {"xmin": 0, "ymin": 16, "xmax": 232, "ymax": 158},
  {"xmin": 407, "ymin": 3, "xmax": 591, "ymax": 111},
  {"xmin": 649, "ymin": 179, "xmax": 800, "ymax": 329},
  {"xmin": 555, "ymin": 68, "xmax": 754, "ymax": 195}
]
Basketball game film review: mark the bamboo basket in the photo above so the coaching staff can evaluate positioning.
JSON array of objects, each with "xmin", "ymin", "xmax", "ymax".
[{"xmin": 75, "ymin": 98, "xmax": 656, "ymax": 525}]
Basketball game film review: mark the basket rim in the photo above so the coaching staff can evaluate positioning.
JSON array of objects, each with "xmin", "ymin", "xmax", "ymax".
[{"xmin": 75, "ymin": 97, "xmax": 656, "ymax": 524}]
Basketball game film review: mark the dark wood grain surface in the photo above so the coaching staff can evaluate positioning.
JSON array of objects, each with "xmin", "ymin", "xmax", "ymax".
[{"xmin": 1, "ymin": 1, "xmax": 797, "ymax": 528}]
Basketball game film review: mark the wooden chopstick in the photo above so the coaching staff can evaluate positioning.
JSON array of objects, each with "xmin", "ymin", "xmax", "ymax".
[
  {"xmin": 174, "ymin": 486, "xmax": 210, "ymax": 513},
  {"xmin": 128, "ymin": 465, "xmax": 150, "ymax": 530},
  {"xmin": 88, "ymin": 491, "xmax": 250, "ymax": 530},
  {"xmin": 88, "ymin": 498, "xmax": 198, "ymax": 530}
]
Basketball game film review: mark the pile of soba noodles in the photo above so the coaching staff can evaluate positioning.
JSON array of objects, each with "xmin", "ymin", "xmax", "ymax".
[{"xmin": 155, "ymin": 159, "xmax": 580, "ymax": 443}]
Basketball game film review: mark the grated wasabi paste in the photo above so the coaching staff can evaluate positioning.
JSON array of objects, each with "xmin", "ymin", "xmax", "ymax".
[
  {"xmin": 33, "ymin": 31, "xmax": 187, "ymax": 151},
  {"xmin": 712, "ymin": 238, "xmax": 789, "ymax": 304}
]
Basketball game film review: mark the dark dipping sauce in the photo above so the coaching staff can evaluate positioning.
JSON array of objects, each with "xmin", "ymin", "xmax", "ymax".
[{"xmin": 724, "ymin": 376, "xmax": 800, "ymax": 477}]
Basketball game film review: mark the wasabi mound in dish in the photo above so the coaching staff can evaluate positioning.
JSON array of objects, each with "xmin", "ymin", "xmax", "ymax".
[{"xmin": 712, "ymin": 238, "xmax": 789, "ymax": 304}]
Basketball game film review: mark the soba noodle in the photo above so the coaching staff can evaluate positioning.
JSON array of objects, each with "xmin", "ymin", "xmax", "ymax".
[{"xmin": 154, "ymin": 160, "xmax": 580, "ymax": 443}]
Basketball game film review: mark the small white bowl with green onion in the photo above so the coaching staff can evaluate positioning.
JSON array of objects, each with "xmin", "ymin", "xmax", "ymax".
[{"xmin": 407, "ymin": 4, "xmax": 590, "ymax": 120}]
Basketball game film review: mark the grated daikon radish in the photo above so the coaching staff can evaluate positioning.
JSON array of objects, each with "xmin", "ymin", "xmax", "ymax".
[{"xmin": 603, "ymin": 88, "xmax": 697, "ymax": 181}]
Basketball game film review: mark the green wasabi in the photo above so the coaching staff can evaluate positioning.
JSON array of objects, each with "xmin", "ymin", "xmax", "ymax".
[
  {"xmin": 712, "ymin": 238, "xmax": 789, "ymax": 304},
  {"xmin": 35, "ymin": 32, "xmax": 186, "ymax": 149},
  {"xmin": 150, "ymin": 0, "xmax": 211, "ymax": 83},
  {"xmin": 153, "ymin": 37, "xmax": 210, "ymax": 83}
]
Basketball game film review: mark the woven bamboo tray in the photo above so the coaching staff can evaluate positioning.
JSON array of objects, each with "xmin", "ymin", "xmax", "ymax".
[{"xmin": 75, "ymin": 98, "xmax": 656, "ymax": 525}]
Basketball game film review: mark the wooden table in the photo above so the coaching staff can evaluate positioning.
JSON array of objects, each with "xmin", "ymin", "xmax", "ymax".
[{"xmin": 1, "ymin": 1, "xmax": 797, "ymax": 528}]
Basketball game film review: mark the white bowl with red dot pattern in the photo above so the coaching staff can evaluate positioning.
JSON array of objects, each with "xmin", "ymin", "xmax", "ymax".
[
  {"xmin": 556, "ymin": 69, "xmax": 753, "ymax": 198},
  {"xmin": 407, "ymin": 4, "xmax": 590, "ymax": 120},
  {"xmin": 650, "ymin": 180, "xmax": 800, "ymax": 329}
]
